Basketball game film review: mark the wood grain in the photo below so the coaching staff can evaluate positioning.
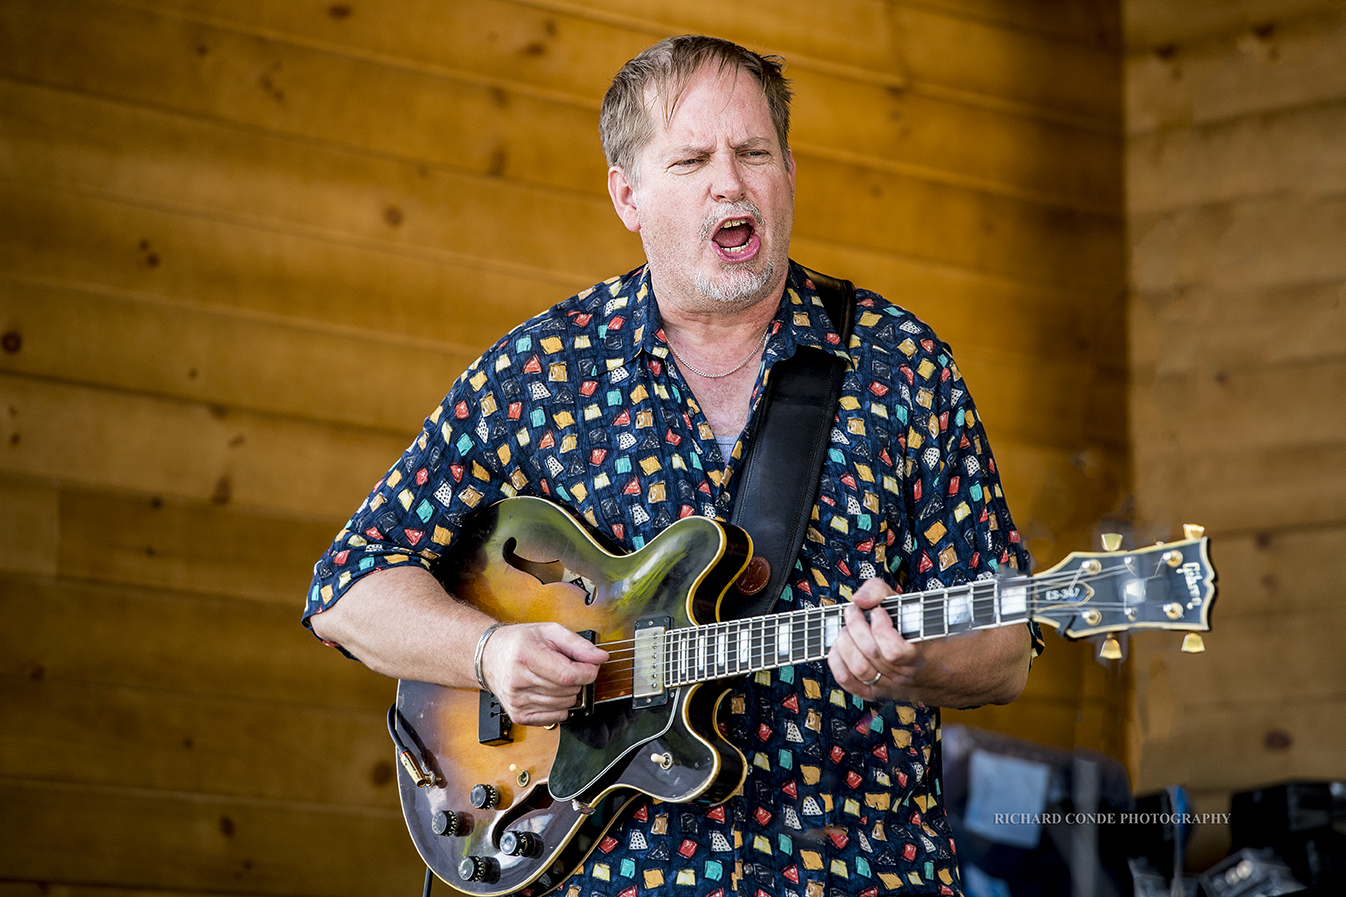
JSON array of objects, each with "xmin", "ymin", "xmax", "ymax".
[
  {"xmin": 0, "ymin": 674, "xmax": 398, "ymax": 808},
  {"xmin": 0, "ymin": 0, "xmax": 1135, "ymax": 890},
  {"xmin": 0, "ymin": 570, "xmax": 387, "ymax": 708},
  {"xmin": 0, "ymin": 778, "xmax": 421, "ymax": 895},
  {"xmin": 1123, "ymin": 0, "xmax": 1346, "ymax": 822}
]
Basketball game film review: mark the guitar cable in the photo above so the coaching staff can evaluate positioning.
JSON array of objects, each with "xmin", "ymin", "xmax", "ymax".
[{"xmin": 387, "ymin": 705, "xmax": 438, "ymax": 896}]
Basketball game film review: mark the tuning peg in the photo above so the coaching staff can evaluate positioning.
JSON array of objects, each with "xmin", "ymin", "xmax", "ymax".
[
  {"xmin": 1101, "ymin": 533, "xmax": 1123, "ymax": 552},
  {"xmin": 1181, "ymin": 633, "xmax": 1205, "ymax": 654},
  {"xmin": 1183, "ymin": 524, "xmax": 1205, "ymax": 540},
  {"xmin": 1099, "ymin": 636, "xmax": 1123, "ymax": 660}
]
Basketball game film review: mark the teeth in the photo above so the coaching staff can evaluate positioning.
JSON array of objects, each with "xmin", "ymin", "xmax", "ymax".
[{"xmin": 722, "ymin": 218, "xmax": 751, "ymax": 228}]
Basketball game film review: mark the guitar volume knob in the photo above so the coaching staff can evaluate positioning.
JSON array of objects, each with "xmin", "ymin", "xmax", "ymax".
[
  {"xmin": 430, "ymin": 810, "xmax": 461, "ymax": 837},
  {"xmin": 459, "ymin": 855, "xmax": 498, "ymax": 883},
  {"xmin": 501, "ymin": 830, "xmax": 542, "ymax": 857},
  {"xmin": 470, "ymin": 783, "xmax": 500, "ymax": 809}
]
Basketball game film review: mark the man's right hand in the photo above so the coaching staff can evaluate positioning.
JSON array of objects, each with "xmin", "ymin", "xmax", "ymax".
[{"xmin": 479, "ymin": 622, "xmax": 609, "ymax": 726}]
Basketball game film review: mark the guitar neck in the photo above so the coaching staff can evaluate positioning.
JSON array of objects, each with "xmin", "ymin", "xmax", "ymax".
[{"xmin": 607, "ymin": 576, "xmax": 1033, "ymax": 701}]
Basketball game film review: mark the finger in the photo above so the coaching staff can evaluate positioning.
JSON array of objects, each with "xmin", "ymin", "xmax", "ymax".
[
  {"xmin": 842, "ymin": 600, "xmax": 881, "ymax": 659},
  {"xmin": 548, "ymin": 625, "xmax": 611, "ymax": 667},
  {"xmin": 850, "ymin": 577, "xmax": 894, "ymax": 610},
  {"xmin": 828, "ymin": 603, "xmax": 883, "ymax": 685}
]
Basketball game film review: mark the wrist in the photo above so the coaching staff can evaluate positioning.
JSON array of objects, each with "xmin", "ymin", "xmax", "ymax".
[{"xmin": 473, "ymin": 621, "xmax": 509, "ymax": 693}]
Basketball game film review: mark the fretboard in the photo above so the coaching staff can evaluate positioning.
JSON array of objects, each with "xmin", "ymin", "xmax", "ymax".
[{"xmin": 631, "ymin": 576, "xmax": 1031, "ymax": 699}]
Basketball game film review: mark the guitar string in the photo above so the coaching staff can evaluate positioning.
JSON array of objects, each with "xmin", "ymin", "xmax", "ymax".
[
  {"xmin": 583, "ymin": 559, "xmax": 1197, "ymax": 657},
  {"xmin": 581, "ymin": 561, "xmax": 1203, "ymax": 688},
  {"xmin": 583, "ymin": 560, "xmax": 1200, "ymax": 664}
]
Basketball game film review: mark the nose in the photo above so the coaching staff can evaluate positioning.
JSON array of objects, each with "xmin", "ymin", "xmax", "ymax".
[{"xmin": 711, "ymin": 156, "xmax": 746, "ymax": 202}]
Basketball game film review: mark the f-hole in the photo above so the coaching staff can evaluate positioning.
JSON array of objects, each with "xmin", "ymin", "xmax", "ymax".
[
  {"xmin": 502, "ymin": 537, "xmax": 565, "ymax": 584},
  {"xmin": 501, "ymin": 538, "xmax": 597, "ymax": 607}
]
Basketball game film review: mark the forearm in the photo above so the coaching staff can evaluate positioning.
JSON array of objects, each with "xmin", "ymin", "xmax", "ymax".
[
  {"xmin": 308, "ymin": 565, "xmax": 493, "ymax": 689},
  {"xmin": 899, "ymin": 623, "xmax": 1033, "ymax": 709}
]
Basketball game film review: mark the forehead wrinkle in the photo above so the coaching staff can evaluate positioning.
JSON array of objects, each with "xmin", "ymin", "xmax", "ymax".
[
  {"xmin": 654, "ymin": 88, "xmax": 774, "ymax": 161},
  {"xmin": 648, "ymin": 60, "xmax": 749, "ymax": 131}
]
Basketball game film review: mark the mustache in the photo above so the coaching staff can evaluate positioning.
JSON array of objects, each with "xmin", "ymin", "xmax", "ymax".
[{"xmin": 698, "ymin": 201, "xmax": 763, "ymax": 241}]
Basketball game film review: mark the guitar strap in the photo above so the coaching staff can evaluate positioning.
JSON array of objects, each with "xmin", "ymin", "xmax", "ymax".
[{"xmin": 727, "ymin": 267, "xmax": 856, "ymax": 620}]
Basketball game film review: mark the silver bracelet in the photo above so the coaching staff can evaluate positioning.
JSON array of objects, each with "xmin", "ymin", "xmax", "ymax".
[{"xmin": 473, "ymin": 621, "xmax": 508, "ymax": 693}]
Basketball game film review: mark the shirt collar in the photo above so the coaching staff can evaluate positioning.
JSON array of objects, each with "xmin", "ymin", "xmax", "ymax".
[{"xmin": 603, "ymin": 261, "xmax": 852, "ymax": 370}]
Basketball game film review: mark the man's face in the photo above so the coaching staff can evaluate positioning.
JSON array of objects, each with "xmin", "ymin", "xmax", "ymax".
[{"xmin": 608, "ymin": 63, "xmax": 796, "ymax": 312}]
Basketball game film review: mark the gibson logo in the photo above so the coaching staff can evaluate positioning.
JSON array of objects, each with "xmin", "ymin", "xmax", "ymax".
[{"xmin": 1181, "ymin": 561, "xmax": 1204, "ymax": 602}]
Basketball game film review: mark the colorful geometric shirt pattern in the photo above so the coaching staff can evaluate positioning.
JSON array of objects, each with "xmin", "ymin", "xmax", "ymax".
[{"xmin": 306, "ymin": 261, "xmax": 1041, "ymax": 897}]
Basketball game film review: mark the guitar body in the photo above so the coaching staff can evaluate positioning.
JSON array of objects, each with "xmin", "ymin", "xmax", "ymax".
[{"xmin": 394, "ymin": 497, "xmax": 753, "ymax": 896}]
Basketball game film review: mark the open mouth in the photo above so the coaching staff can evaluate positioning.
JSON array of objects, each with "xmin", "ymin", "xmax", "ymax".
[{"xmin": 711, "ymin": 216, "xmax": 760, "ymax": 260}]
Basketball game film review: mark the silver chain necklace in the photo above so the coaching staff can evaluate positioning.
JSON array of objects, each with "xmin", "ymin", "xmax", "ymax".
[{"xmin": 667, "ymin": 328, "xmax": 769, "ymax": 379}]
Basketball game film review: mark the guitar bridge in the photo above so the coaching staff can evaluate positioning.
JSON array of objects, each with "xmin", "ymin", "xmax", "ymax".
[
  {"xmin": 478, "ymin": 689, "xmax": 513, "ymax": 746},
  {"xmin": 632, "ymin": 617, "xmax": 669, "ymax": 709}
]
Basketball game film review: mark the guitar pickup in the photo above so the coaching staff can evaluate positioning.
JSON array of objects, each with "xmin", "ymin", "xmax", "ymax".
[
  {"xmin": 632, "ymin": 617, "xmax": 669, "ymax": 709},
  {"xmin": 569, "ymin": 629, "xmax": 597, "ymax": 717}
]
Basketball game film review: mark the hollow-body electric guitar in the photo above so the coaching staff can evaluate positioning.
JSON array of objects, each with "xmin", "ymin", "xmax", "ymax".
[{"xmin": 390, "ymin": 496, "xmax": 1217, "ymax": 896}]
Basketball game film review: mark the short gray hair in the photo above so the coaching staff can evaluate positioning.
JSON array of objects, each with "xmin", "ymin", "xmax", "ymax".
[{"xmin": 600, "ymin": 35, "xmax": 792, "ymax": 179}]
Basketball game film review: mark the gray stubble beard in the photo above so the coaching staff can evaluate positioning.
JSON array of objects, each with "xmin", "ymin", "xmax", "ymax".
[{"xmin": 692, "ymin": 200, "xmax": 786, "ymax": 308}]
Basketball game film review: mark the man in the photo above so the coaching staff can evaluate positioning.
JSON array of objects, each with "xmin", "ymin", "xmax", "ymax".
[{"xmin": 307, "ymin": 35, "xmax": 1040, "ymax": 897}]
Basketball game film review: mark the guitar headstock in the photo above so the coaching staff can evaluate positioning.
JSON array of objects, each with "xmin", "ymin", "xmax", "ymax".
[{"xmin": 1028, "ymin": 525, "xmax": 1217, "ymax": 656}]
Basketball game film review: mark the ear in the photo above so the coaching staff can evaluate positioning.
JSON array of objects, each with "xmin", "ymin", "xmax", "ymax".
[
  {"xmin": 786, "ymin": 148, "xmax": 797, "ymax": 192},
  {"xmin": 607, "ymin": 166, "xmax": 641, "ymax": 233}
]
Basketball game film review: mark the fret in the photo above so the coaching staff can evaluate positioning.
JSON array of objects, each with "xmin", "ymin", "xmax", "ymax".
[
  {"xmin": 947, "ymin": 586, "xmax": 972, "ymax": 631},
  {"xmin": 999, "ymin": 578, "xmax": 1029, "ymax": 622},
  {"xmin": 776, "ymin": 620, "xmax": 792, "ymax": 663},
  {"xmin": 736, "ymin": 625, "xmax": 750, "ymax": 672},
  {"xmin": 898, "ymin": 594, "xmax": 921, "ymax": 639},
  {"xmin": 683, "ymin": 629, "xmax": 696, "ymax": 684},
  {"xmin": 674, "ymin": 629, "xmax": 685, "ymax": 683},
  {"xmin": 664, "ymin": 631, "xmax": 678, "ymax": 686},
  {"xmin": 791, "ymin": 611, "xmax": 808, "ymax": 664},
  {"xmin": 924, "ymin": 590, "xmax": 948, "ymax": 639},
  {"xmin": 676, "ymin": 629, "xmax": 689, "ymax": 685},
  {"xmin": 823, "ymin": 607, "xmax": 840, "ymax": 654},
  {"xmin": 716, "ymin": 624, "xmax": 728, "ymax": 673},
  {"xmin": 970, "ymin": 579, "xmax": 998, "ymax": 628}
]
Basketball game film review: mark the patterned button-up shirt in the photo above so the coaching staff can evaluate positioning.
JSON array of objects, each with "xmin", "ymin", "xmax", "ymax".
[{"xmin": 306, "ymin": 260, "xmax": 1040, "ymax": 897}]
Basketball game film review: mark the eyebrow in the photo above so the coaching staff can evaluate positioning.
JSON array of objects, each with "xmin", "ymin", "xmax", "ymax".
[{"xmin": 665, "ymin": 135, "xmax": 774, "ymax": 158}]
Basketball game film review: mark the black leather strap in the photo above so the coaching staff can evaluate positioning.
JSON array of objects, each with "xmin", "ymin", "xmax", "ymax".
[{"xmin": 727, "ymin": 267, "xmax": 855, "ymax": 619}]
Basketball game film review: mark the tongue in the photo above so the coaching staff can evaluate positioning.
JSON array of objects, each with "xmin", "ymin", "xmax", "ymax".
[{"xmin": 713, "ymin": 222, "xmax": 752, "ymax": 248}]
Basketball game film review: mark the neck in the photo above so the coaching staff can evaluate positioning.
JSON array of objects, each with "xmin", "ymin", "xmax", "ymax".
[
  {"xmin": 648, "ymin": 260, "xmax": 786, "ymax": 334},
  {"xmin": 586, "ymin": 574, "xmax": 1034, "ymax": 704}
]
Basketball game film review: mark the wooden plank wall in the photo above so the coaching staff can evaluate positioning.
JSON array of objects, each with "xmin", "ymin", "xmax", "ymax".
[
  {"xmin": 0, "ymin": 1, "xmax": 1126, "ymax": 892},
  {"xmin": 1124, "ymin": 0, "xmax": 1346, "ymax": 870}
]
